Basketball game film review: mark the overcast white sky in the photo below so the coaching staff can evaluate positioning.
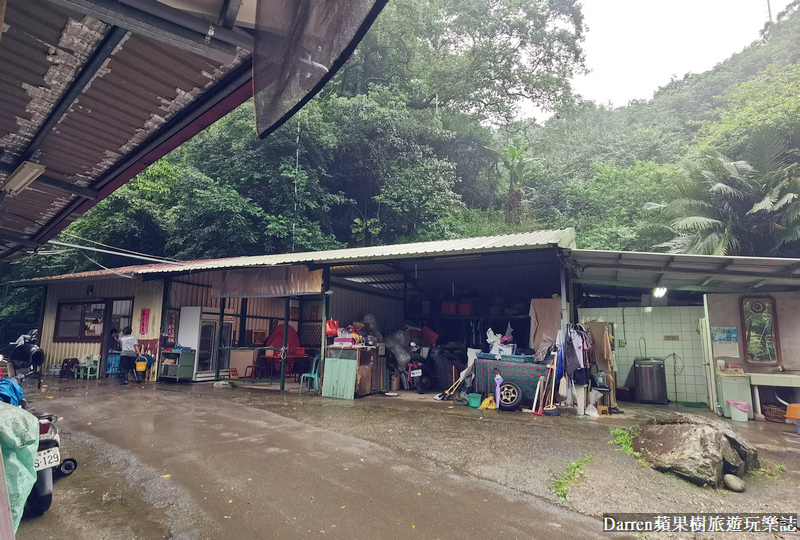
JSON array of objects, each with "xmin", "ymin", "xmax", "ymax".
[{"xmin": 571, "ymin": 0, "xmax": 794, "ymax": 106}]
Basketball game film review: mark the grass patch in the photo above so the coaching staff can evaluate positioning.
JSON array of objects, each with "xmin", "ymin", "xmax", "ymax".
[
  {"xmin": 750, "ymin": 459, "xmax": 785, "ymax": 480},
  {"xmin": 609, "ymin": 427, "xmax": 641, "ymax": 458},
  {"xmin": 551, "ymin": 456, "xmax": 594, "ymax": 501}
]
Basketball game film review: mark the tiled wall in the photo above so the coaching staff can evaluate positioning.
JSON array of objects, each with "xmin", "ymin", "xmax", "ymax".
[{"xmin": 577, "ymin": 306, "xmax": 709, "ymax": 404}]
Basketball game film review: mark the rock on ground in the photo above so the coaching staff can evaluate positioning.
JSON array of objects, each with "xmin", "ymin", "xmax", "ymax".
[
  {"xmin": 723, "ymin": 473, "xmax": 746, "ymax": 492},
  {"xmin": 632, "ymin": 413, "xmax": 759, "ymax": 487}
]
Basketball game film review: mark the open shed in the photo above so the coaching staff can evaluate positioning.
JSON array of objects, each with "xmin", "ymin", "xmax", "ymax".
[{"xmin": 15, "ymin": 231, "xmax": 800, "ymax": 419}]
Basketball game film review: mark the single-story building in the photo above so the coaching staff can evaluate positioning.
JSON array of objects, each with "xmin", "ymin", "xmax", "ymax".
[{"xmin": 15, "ymin": 229, "xmax": 800, "ymax": 418}]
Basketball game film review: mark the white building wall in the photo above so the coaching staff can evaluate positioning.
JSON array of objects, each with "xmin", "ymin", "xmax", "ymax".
[{"xmin": 578, "ymin": 306, "xmax": 707, "ymax": 404}]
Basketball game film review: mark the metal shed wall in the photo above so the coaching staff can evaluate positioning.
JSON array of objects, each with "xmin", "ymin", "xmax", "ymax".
[
  {"xmin": 328, "ymin": 285, "xmax": 404, "ymax": 336},
  {"xmin": 39, "ymin": 277, "xmax": 163, "ymax": 367}
]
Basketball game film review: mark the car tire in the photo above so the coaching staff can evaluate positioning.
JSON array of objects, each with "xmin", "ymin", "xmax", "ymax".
[
  {"xmin": 497, "ymin": 381, "xmax": 523, "ymax": 411},
  {"xmin": 25, "ymin": 493, "xmax": 52, "ymax": 516}
]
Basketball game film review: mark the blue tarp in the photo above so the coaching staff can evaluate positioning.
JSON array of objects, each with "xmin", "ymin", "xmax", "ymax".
[{"xmin": 0, "ymin": 379, "xmax": 25, "ymax": 406}]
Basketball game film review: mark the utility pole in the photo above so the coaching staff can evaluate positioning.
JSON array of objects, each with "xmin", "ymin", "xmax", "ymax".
[{"xmin": 767, "ymin": 0, "xmax": 773, "ymax": 23}]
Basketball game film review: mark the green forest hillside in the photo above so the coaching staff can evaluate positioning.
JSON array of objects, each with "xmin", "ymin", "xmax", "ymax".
[{"xmin": 3, "ymin": 0, "xmax": 800, "ymax": 332}]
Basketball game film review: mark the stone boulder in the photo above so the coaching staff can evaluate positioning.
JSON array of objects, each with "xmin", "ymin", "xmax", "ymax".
[{"xmin": 632, "ymin": 413, "xmax": 759, "ymax": 487}]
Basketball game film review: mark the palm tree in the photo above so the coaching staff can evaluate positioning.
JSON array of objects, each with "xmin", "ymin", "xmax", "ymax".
[
  {"xmin": 647, "ymin": 129, "xmax": 800, "ymax": 256},
  {"xmin": 503, "ymin": 145, "xmax": 531, "ymax": 225}
]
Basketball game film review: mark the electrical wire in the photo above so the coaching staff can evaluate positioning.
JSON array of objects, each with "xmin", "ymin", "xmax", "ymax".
[
  {"xmin": 78, "ymin": 251, "xmax": 134, "ymax": 279},
  {"xmin": 61, "ymin": 232, "xmax": 183, "ymax": 262}
]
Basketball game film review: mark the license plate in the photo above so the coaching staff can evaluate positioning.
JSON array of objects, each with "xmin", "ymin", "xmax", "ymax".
[
  {"xmin": 34, "ymin": 447, "xmax": 60, "ymax": 471},
  {"xmin": 410, "ymin": 369, "xmax": 422, "ymax": 377}
]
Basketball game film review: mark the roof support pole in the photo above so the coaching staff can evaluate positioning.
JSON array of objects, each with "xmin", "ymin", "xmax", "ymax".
[
  {"xmin": 217, "ymin": 0, "xmax": 243, "ymax": 28},
  {"xmin": 560, "ymin": 265, "xmax": 569, "ymax": 332},
  {"xmin": 280, "ymin": 297, "xmax": 290, "ymax": 393},
  {"xmin": 215, "ymin": 296, "xmax": 226, "ymax": 382},
  {"xmin": 12, "ymin": 26, "xmax": 129, "ymax": 168},
  {"xmin": 320, "ymin": 267, "xmax": 330, "ymax": 392},
  {"xmin": 238, "ymin": 297, "xmax": 248, "ymax": 349}
]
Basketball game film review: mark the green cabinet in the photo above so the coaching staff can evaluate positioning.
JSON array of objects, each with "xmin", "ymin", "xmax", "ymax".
[{"xmin": 160, "ymin": 348, "xmax": 195, "ymax": 382}]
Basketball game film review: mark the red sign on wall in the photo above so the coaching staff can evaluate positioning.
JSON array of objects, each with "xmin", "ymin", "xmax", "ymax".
[
  {"xmin": 139, "ymin": 308, "xmax": 150, "ymax": 335},
  {"xmin": 166, "ymin": 310, "xmax": 178, "ymax": 345}
]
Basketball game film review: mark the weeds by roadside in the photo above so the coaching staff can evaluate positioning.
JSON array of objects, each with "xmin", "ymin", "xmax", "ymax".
[
  {"xmin": 551, "ymin": 456, "xmax": 594, "ymax": 501},
  {"xmin": 609, "ymin": 427, "xmax": 641, "ymax": 458},
  {"xmin": 750, "ymin": 459, "xmax": 786, "ymax": 480}
]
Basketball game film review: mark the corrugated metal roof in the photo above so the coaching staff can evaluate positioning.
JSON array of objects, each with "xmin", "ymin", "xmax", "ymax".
[
  {"xmin": 135, "ymin": 228, "xmax": 576, "ymax": 274},
  {"xmin": 17, "ymin": 229, "xmax": 574, "ymax": 283},
  {"xmin": 567, "ymin": 249, "xmax": 800, "ymax": 293},
  {"xmin": 0, "ymin": 0, "xmax": 385, "ymax": 260},
  {"xmin": 0, "ymin": 0, "xmax": 250, "ymax": 258}
]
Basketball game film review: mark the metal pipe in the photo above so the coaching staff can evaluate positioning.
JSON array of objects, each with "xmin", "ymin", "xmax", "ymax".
[{"xmin": 47, "ymin": 240, "xmax": 185, "ymax": 265}]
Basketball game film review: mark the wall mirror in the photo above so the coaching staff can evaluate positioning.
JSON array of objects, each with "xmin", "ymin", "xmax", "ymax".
[{"xmin": 741, "ymin": 297, "xmax": 780, "ymax": 365}]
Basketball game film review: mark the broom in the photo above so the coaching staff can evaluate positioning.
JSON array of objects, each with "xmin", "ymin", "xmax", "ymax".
[
  {"xmin": 531, "ymin": 376, "xmax": 544, "ymax": 416},
  {"xmin": 543, "ymin": 361, "xmax": 560, "ymax": 416}
]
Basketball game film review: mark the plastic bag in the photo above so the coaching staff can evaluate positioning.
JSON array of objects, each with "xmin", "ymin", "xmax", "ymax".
[
  {"xmin": 586, "ymin": 404, "xmax": 600, "ymax": 417},
  {"xmin": 478, "ymin": 396, "xmax": 496, "ymax": 410},
  {"xmin": 589, "ymin": 389, "xmax": 604, "ymax": 406},
  {"xmin": 325, "ymin": 320, "xmax": 339, "ymax": 336},
  {"xmin": 0, "ymin": 402, "xmax": 38, "ymax": 532}
]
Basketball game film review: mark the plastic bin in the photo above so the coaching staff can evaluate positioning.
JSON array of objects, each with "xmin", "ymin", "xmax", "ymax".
[
  {"xmin": 726, "ymin": 399, "xmax": 749, "ymax": 422},
  {"xmin": 135, "ymin": 361, "xmax": 147, "ymax": 372},
  {"xmin": 468, "ymin": 393, "xmax": 482, "ymax": 408}
]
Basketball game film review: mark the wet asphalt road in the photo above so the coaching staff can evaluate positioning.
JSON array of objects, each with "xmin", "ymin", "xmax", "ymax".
[{"xmin": 15, "ymin": 382, "xmax": 606, "ymax": 539}]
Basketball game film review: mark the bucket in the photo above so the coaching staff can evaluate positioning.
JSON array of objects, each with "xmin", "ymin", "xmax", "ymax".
[
  {"xmin": 135, "ymin": 361, "xmax": 147, "ymax": 372},
  {"xmin": 726, "ymin": 399, "xmax": 749, "ymax": 422},
  {"xmin": 468, "ymin": 393, "xmax": 482, "ymax": 408}
]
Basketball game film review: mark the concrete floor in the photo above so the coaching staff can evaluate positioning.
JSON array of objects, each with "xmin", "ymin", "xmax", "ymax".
[{"xmin": 13, "ymin": 377, "xmax": 800, "ymax": 539}]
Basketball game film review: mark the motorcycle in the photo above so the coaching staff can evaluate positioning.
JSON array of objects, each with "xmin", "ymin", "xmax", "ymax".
[
  {"xmin": 1, "ymin": 329, "xmax": 44, "ymax": 390},
  {"xmin": 1, "ymin": 330, "xmax": 78, "ymax": 516},
  {"xmin": 409, "ymin": 343, "xmax": 445, "ymax": 394}
]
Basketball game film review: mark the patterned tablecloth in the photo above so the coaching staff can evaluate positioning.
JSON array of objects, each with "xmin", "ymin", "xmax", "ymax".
[{"xmin": 474, "ymin": 357, "xmax": 549, "ymax": 400}]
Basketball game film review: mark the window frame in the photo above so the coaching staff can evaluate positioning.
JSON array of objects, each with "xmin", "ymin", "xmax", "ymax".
[{"xmin": 54, "ymin": 300, "xmax": 108, "ymax": 343}]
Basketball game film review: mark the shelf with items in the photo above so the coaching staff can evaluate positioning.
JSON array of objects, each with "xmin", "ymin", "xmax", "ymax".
[{"xmin": 408, "ymin": 313, "xmax": 530, "ymax": 321}]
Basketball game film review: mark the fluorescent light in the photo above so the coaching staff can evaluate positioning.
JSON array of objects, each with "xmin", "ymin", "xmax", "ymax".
[
  {"xmin": 653, "ymin": 287, "xmax": 668, "ymax": 298},
  {"xmin": 2, "ymin": 161, "xmax": 46, "ymax": 197}
]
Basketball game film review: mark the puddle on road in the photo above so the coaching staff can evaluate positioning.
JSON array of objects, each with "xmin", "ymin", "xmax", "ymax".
[{"xmin": 15, "ymin": 435, "xmax": 172, "ymax": 540}]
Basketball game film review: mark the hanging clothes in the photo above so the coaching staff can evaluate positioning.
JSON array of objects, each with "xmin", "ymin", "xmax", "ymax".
[
  {"xmin": 586, "ymin": 322, "xmax": 614, "ymax": 371},
  {"xmin": 563, "ymin": 326, "xmax": 583, "ymax": 379}
]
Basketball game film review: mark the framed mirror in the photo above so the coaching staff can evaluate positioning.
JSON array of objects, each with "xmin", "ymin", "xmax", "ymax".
[{"xmin": 740, "ymin": 297, "xmax": 780, "ymax": 365}]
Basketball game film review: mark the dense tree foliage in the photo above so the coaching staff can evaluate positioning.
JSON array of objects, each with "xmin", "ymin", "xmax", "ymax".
[{"xmin": 3, "ymin": 0, "xmax": 800, "ymax": 338}]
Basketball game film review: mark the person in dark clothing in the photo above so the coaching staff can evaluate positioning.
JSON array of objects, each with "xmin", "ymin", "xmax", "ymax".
[{"xmin": 117, "ymin": 326, "xmax": 142, "ymax": 384}]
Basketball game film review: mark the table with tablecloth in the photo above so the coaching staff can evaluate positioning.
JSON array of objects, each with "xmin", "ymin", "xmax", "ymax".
[{"xmin": 473, "ymin": 356, "xmax": 549, "ymax": 400}]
